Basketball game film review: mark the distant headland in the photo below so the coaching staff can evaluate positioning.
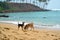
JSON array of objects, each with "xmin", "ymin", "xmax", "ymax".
[{"xmin": 0, "ymin": 1, "xmax": 50, "ymax": 13}]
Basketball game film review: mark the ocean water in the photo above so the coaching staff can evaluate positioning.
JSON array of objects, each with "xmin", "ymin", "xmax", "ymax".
[{"xmin": 0, "ymin": 11, "xmax": 60, "ymax": 29}]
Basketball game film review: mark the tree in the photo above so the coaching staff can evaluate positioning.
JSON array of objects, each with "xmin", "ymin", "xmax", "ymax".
[
  {"xmin": 43, "ymin": 0, "xmax": 50, "ymax": 8},
  {"xmin": 38, "ymin": 0, "xmax": 47, "ymax": 2},
  {"xmin": 33, "ymin": 0, "xmax": 37, "ymax": 5},
  {"xmin": 21, "ymin": 0, "xmax": 25, "ymax": 3},
  {"xmin": 6, "ymin": 0, "xmax": 11, "ymax": 2},
  {"xmin": 26, "ymin": 0, "xmax": 27, "ymax": 3},
  {"xmin": 0, "ymin": 1, "xmax": 9, "ymax": 10},
  {"xmin": 30, "ymin": 0, "xmax": 31, "ymax": 4},
  {"xmin": 38, "ymin": 0, "xmax": 50, "ymax": 8}
]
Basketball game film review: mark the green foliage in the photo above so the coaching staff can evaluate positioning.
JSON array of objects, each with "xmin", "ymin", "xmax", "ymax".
[
  {"xmin": 38, "ymin": 0, "xmax": 50, "ymax": 2},
  {"xmin": 0, "ymin": 1, "xmax": 9, "ymax": 10},
  {"xmin": 0, "ymin": 7, "xmax": 4, "ymax": 11},
  {"xmin": 38, "ymin": 0, "xmax": 50, "ymax": 8},
  {"xmin": 38, "ymin": 0, "xmax": 47, "ymax": 2},
  {"xmin": 6, "ymin": 0, "xmax": 11, "ymax": 2}
]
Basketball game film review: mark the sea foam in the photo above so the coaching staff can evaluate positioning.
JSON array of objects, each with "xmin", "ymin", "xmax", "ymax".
[{"xmin": 0, "ymin": 21, "xmax": 60, "ymax": 29}]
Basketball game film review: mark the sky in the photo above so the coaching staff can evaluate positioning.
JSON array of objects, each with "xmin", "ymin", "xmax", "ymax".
[
  {"xmin": 0, "ymin": 0, "xmax": 60, "ymax": 10},
  {"xmin": 47, "ymin": 0, "xmax": 60, "ymax": 10}
]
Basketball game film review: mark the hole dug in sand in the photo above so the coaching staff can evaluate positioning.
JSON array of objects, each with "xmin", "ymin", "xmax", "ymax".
[
  {"xmin": 51, "ymin": 34, "xmax": 55, "ymax": 36},
  {"xmin": 32, "ymin": 30, "xmax": 39, "ymax": 33},
  {"xmin": 29, "ymin": 38, "xmax": 36, "ymax": 40},
  {"xmin": 8, "ymin": 35, "xmax": 18, "ymax": 40},
  {"xmin": 0, "ymin": 31, "xmax": 2, "ymax": 34},
  {"xmin": 58, "ymin": 38, "xmax": 60, "ymax": 39},
  {"xmin": 53, "ymin": 39, "xmax": 58, "ymax": 40},
  {"xmin": 0, "ymin": 38, "xmax": 9, "ymax": 40},
  {"xmin": 19, "ymin": 38, "xmax": 24, "ymax": 40},
  {"xmin": 24, "ymin": 32, "xmax": 30, "ymax": 36},
  {"xmin": 46, "ymin": 34, "xmax": 49, "ymax": 36},
  {"xmin": 2, "ymin": 38, "xmax": 9, "ymax": 40},
  {"xmin": 51, "ymin": 34, "xmax": 58, "ymax": 37},
  {"xmin": 0, "ymin": 33, "xmax": 9, "ymax": 40},
  {"xmin": 4, "ymin": 27, "xmax": 10, "ymax": 30}
]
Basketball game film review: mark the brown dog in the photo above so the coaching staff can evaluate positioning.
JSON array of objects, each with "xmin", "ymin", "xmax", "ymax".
[{"xmin": 24, "ymin": 23, "xmax": 34, "ymax": 31}]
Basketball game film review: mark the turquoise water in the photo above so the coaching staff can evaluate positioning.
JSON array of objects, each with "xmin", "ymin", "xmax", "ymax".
[{"xmin": 0, "ymin": 11, "xmax": 60, "ymax": 24}]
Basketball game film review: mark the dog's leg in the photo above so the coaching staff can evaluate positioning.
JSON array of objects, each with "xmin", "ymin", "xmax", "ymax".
[
  {"xmin": 18, "ymin": 26, "xmax": 20, "ymax": 30},
  {"xmin": 24, "ymin": 26, "xmax": 28, "ymax": 31},
  {"xmin": 33, "ymin": 27, "xmax": 34, "ymax": 31},
  {"xmin": 21, "ymin": 27, "xmax": 23, "ymax": 30},
  {"xmin": 31, "ymin": 27, "xmax": 34, "ymax": 31}
]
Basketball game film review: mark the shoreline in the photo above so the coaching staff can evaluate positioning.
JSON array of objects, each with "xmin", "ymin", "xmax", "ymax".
[
  {"xmin": 0, "ymin": 21, "xmax": 60, "ymax": 30},
  {"xmin": 0, "ymin": 21, "xmax": 60, "ymax": 31},
  {"xmin": 0, "ymin": 10, "xmax": 50, "ymax": 13}
]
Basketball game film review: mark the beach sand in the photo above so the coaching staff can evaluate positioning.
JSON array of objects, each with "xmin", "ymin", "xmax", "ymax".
[{"xmin": 0, "ymin": 23, "xmax": 60, "ymax": 40}]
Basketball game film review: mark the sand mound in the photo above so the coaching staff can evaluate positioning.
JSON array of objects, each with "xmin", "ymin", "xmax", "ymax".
[{"xmin": 0, "ymin": 23, "xmax": 60, "ymax": 40}]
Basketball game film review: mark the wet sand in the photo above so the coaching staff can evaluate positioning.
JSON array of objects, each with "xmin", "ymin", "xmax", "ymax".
[{"xmin": 0, "ymin": 23, "xmax": 60, "ymax": 40}]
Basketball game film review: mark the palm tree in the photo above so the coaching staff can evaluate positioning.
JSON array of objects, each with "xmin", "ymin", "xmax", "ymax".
[
  {"xmin": 6, "ymin": 0, "xmax": 11, "ymax": 2},
  {"xmin": 33, "ymin": 1, "xmax": 36, "ymax": 5},
  {"xmin": 43, "ymin": 0, "xmax": 50, "ymax": 8},
  {"xmin": 21, "ymin": 0, "xmax": 25, "ymax": 3},
  {"xmin": 33, "ymin": 0, "xmax": 37, "ymax": 5},
  {"xmin": 38, "ymin": 0, "xmax": 50, "ymax": 8},
  {"xmin": 30, "ymin": 0, "xmax": 31, "ymax": 4},
  {"xmin": 43, "ymin": 2, "xmax": 47, "ymax": 8},
  {"xmin": 26, "ymin": 0, "xmax": 27, "ymax": 3}
]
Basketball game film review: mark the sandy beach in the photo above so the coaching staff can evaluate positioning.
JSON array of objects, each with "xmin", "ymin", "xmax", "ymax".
[{"xmin": 0, "ymin": 22, "xmax": 60, "ymax": 40}]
